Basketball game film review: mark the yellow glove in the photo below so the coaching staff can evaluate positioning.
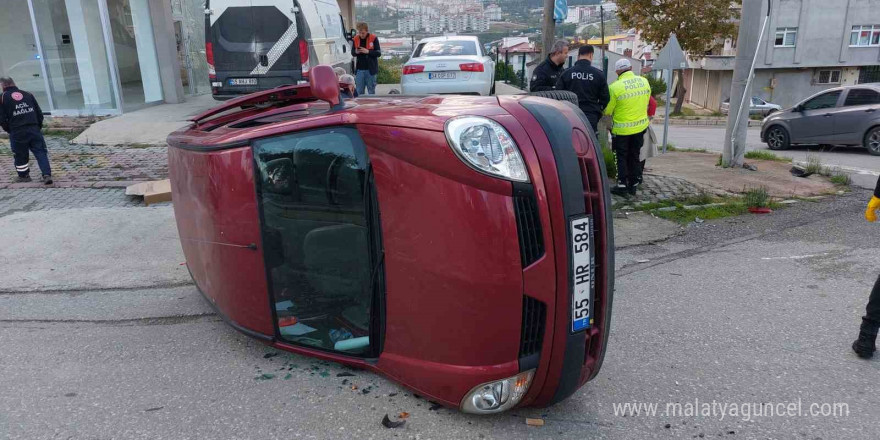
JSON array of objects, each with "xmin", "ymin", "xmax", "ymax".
[{"xmin": 866, "ymin": 196, "xmax": 880, "ymax": 222}]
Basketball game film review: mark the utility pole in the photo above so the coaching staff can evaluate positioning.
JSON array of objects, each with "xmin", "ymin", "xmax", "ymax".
[
  {"xmin": 542, "ymin": 0, "xmax": 555, "ymax": 58},
  {"xmin": 723, "ymin": 0, "xmax": 769, "ymax": 167},
  {"xmin": 600, "ymin": 5, "xmax": 607, "ymax": 72}
]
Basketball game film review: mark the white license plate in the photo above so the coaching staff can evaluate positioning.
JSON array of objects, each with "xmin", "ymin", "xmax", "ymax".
[
  {"xmin": 570, "ymin": 216, "xmax": 594, "ymax": 332},
  {"xmin": 428, "ymin": 72, "xmax": 456, "ymax": 80},
  {"xmin": 228, "ymin": 78, "xmax": 258, "ymax": 86}
]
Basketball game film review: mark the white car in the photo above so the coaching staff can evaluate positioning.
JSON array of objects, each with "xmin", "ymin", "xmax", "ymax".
[{"xmin": 400, "ymin": 36, "xmax": 495, "ymax": 96}]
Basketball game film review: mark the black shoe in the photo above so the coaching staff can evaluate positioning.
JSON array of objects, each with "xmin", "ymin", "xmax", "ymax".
[
  {"xmin": 15, "ymin": 175, "xmax": 32, "ymax": 183},
  {"xmin": 852, "ymin": 331, "xmax": 877, "ymax": 359},
  {"xmin": 610, "ymin": 185, "xmax": 629, "ymax": 197},
  {"xmin": 628, "ymin": 186, "xmax": 638, "ymax": 196},
  {"xmin": 42, "ymin": 175, "xmax": 53, "ymax": 185}
]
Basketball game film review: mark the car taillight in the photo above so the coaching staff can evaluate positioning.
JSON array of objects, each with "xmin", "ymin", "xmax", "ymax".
[
  {"xmin": 300, "ymin": 40, "xmax": 310, "ymax": 78},
  {"xmin": 402, "ymin": 65, "xmax": 425, "ymax": 75},
  {"xmin": 206, "ymin": 42, "xmax": 215, "ymax": 79},
  {"xmin": 459, "ymin": 63, "xmax": 484, "ymax": 72}
]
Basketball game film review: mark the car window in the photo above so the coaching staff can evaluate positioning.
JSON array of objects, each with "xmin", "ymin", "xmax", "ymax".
[
  {"xmin": 843, "ymin": 89, "xmax": 880, "ymax": 107},
  {"xmin": 801, "ymin": 90, "xmax": 841, "ymax": 110},
  {"xmin": 752, "ymin": 97, "xmax": 765, "ymax": 105},
  {"xmin": 414, "ymin": 40, "xmax": 478, "ymax": 57}
]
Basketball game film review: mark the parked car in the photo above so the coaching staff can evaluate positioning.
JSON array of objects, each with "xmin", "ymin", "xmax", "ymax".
[
  {"xmin": 205, "ymin": 0, "xmax": 352, "ymax": 100},
  {"xmin": 401, "ymin": 36, "xmax": 496, "ymax": 96},
  {"xmin": 761, "ymin": 85, "xmax": 880, "ymax": 155},
  {"xmin": 720, "ymin": 96, "xmax": 782, "ymax": 116},
  {"xmin": 168, "ymin": 65, "xmax": 613, "ymax": 414}
]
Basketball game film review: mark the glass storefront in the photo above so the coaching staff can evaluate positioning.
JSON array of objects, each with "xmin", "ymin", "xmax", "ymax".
[{"xmin": 0, "ymin": 0, "xmax": 168, "ymax": 115}]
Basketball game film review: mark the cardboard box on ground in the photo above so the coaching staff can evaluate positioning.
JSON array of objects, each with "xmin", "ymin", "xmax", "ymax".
[{"xmin": 125, "ymin": 180, "xmax": 172, "ymax": 206}]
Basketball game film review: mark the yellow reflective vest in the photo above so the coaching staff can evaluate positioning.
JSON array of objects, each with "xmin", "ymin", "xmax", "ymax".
[{"xmin": 604, "ymin": 71, "xmax": 651, "ymax": 136}]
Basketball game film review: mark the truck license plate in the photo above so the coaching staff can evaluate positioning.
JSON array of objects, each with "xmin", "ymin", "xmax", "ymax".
[
  {"xmin": 229, "ymin": 78, "xmax": 258, "ymax": 86},
  {"xmin": 570, "ymin": 216, "xmax": 594, "ymax": 333}
]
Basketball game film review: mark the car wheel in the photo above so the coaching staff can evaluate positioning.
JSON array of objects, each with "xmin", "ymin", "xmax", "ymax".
[
  {"xmin": 766, "ymin": 126, "xmax": 790, "ymax": 150},
  {"xmin": 864, "ymin": 126, "xmax": 880, "ymax": 156},
  {"xmin": 528, "ymin": 90, "xmax": 579, "ymax": 105},
  {"xmin": 490, "ymin": 81, "xmax": 496, "ymax": 95}
]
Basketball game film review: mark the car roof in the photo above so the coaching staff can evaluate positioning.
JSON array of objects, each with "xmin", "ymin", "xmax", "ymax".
[{"xmin": 417, "ymin": 35, "xmax": 480, "ymax": 44}]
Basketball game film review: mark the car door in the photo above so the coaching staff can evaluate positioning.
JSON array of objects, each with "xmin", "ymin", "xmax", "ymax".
[
  {"xmin": 834, "ymin": 88, "xmax": 880, "ymax": 144},
  {"xmin": 787, "ymin": 90, "xmax": 842, "ymax": 144}
]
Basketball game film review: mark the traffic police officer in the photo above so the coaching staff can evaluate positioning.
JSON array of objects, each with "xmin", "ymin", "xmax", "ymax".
[
  {"xmin": 0, "ymin": 77, "xmax": 52, "ymax": 184},
  {"xmin": 854, "ymin": 183, "xmax": 880, "ymax": 359},
  {"xmin": 530, "ymin": 40, "xmax": 569, "ymax": 92},
  {"xmin": 604, "ymin": 59, "xmax": 650, "ymax": 196},
  {"xmin": 555, "ymin": 45, "xmax": 609, "ymax": 132}
]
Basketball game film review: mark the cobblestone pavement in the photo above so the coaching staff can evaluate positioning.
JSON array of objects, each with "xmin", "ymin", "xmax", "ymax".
[
  {"xmin": 0, "ymin": 188, "xmax": 167, "ymax": 217},
  {"xmin": 0, "ymin": 137, "xmax": 167, "ymax": 188},
  {"xmin": 611, "ymin": 173, "xmax": 727, "ymax": 206}
]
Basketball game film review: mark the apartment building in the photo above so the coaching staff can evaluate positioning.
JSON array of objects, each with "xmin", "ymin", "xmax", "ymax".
[{"xmin": 686, "ymin": 0, "xmax": 880, "ymax": 111}]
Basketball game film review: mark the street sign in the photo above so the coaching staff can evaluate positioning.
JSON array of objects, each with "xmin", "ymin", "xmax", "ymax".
[
  {"xmin": 653, "ymin": 33, "xmax": 688, "ymax": 71},
  {"xmin": 554, "ymin": 0, "xmax": 568, "ymax": 23}
]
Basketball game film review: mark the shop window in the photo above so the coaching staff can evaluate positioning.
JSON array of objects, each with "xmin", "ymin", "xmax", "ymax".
[
  {"xmin": 850, "ymin": 25, "xmax": 880, "ymax": 47},
  {"xmin": 816, "ymin": 70, "xmax": 841, "ymax": 85},
  {"xmin": 774, "ymin": 27, "xmax": 797, "ymax": 47}
]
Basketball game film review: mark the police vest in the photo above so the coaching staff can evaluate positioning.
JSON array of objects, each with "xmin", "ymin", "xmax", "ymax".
[{"xmin": 605, "ymin": 71, "xmax": 652, "ymax": 136}]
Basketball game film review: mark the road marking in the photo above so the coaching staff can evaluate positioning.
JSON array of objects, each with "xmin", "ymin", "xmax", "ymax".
[{"xmin": 760, "ymin": 253, "xmax": 830, "ymax": 261}]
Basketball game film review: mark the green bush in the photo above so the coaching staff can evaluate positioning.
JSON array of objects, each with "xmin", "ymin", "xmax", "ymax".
[
  {"xmin": 495, "ymin": 62, "xmax": 524, "ymax": 89},
  {"xmin": 646, "ymin": 75, "xmax": 667, "ymax": 97},
  {"xmin": 377, "ymin": 58, "xmax": 402, "ymax": 85},
  {"xmin": 743, "ymin": 150, "xmax": 791, "ymax": 162},
  {"xmin": 602, "ymin": 146, "xmax": 617, "ymax": 180}
]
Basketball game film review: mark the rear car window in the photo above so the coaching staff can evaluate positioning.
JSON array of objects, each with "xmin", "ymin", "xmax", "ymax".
[
  {"xmin": 414, "ymin": 40, "xmax": 478, "ymax": 57},
  {"xmin": 844, "ymin": 89, "xmax": 880, "ymax": 107}
]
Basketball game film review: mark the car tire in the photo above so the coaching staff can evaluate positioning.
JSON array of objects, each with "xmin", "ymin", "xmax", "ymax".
[
  {"xmin": 864, "ymin": 126, "xmax": 880, "ymax": 156},
  {"xmin": 528, "ymin": 90, "xmax": 579, "ymax": 106},
  {"xmin": 490, "ymin": 81, "xmax": 496, "ymax": 96},
  {"xmin": 766, "ymin": 125, "xmax": 790, "ymax": 150}
]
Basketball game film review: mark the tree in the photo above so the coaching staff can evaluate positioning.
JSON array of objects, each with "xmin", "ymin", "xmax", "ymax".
[{"xmin": 616, "ymin": 0, "xmax": 740, "ymax": 114}]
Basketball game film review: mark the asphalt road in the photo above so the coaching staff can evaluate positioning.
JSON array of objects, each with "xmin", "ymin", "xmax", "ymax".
[
  {"xmin": 2, "ymin": 193, "xmax": 880, "ymax": 439},
  {"xmin": 654, "ymin": 125, "xmax": 880, "ymax": 178}
]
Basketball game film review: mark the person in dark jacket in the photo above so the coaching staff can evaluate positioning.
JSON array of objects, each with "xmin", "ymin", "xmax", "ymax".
[
  {"xmin": 529, "ymin": 40, "xmax": 569, "ymax": 92},
  {"xmin": 854, "ymin": 182, "xmax": 880, "ymax": 358},
  {"xmin": 352, "ymin": 22, "xmax": 381, "ymax": 95},
  {"xmin": 0, "ymin": 77, "xmax": 52, "ymax": 184},
  {"xmin": 555, "ymin": 45, "xmax": 609, "ymax": 132}
]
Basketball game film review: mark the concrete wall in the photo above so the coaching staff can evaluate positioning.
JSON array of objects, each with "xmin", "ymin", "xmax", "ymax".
[{"xmin": 759, "ymin": 0, "xmax": 880, "ymax": 69}]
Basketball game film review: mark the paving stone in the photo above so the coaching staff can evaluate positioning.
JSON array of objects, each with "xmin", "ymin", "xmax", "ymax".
[{"xmin": 0, "ymin": 188, "xmax": 167, "ymax": 216}]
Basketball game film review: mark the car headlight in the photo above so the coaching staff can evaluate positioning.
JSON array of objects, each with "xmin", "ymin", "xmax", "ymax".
[
  {"xmin": 460, "ymin": 370, "xmax": 535, "ymax": 414},
  {"xmin": 445, "ymin": 116, "xmax": 529, "ymax": 182}
]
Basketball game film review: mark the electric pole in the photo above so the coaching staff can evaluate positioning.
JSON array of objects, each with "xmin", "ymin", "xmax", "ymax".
[
  {"xmin": 723, "ymin": 0, "xmax": 768, "ymax": 167},
  {"xmin": 542, "ymin": 0, "xmax": 556, "ymax": 58}
]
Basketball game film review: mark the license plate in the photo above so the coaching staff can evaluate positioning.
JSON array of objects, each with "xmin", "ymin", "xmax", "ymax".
[
  {"xmin": 570, "ymin": 216, "xmax": 594, "ymax": 333},
  {"xmin": 428, "ymin": 72, "xmax": 456, "ymax": 80},
  {"xmin": 228, "ymin": 78, "xmax": 258, "ymax": 86}
]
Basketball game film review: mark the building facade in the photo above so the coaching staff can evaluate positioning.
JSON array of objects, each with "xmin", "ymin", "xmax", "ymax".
[{"xmin": 686, "ymin": 0, "xmax": 880, "ymax": 111}]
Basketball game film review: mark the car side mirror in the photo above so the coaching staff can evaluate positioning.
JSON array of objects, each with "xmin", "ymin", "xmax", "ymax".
[
  {"xmin": 309, "ymin": 64, "xmax": 342, "ymax": 109},
  {"xmin": 350, "ymin": 29, "xmax": 357, "ymax": 39},
  {"xmin": 794, "ymin": 105, "xmax": 803, "ymax": 112},
  {"xmin": 265, "ymin": 158, "xmax": 294, "ymax": 195}
]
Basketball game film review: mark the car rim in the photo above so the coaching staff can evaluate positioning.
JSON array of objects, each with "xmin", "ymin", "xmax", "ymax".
[
  {"xmin": 870, "ymin": 130, "xmax": 880, "ymax": 153},
  {"xmin": 769, "ymin": 129, "xmax": 784, "ymax": 148}
]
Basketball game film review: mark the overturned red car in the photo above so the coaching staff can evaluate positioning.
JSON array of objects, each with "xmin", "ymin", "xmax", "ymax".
[{"xmin": 167, "ymin": 65, "xmax": 614, "ymax": 413}]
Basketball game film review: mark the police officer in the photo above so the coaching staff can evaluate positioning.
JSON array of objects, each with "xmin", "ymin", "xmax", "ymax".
[
  {"xmin": 854, "ymin": 185, "xmax": 880, "ymax": 359},
  {"xmin": 530, "ymin": 40, "xmax": 569, "ymax": 92},
  {"xmin": 555, "ymin": 45, "xmax": 609, "ymax": 132},
  {"xmin": 0, "ymin": 77, "xmax": 52, "ymax": 184},
  {"xmin": 604, "ymin": 59, "xmax": 651, "ymax": 196}
]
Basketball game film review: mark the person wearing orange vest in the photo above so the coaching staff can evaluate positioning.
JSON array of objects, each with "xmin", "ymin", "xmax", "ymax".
[{"xmin": 352, "ymin": 22, "xmax": 382, "ymax": 95}]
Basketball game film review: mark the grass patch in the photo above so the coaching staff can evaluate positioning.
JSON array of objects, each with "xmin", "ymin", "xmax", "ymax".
[
  {"xmin": 669, "ymin": 107, "xmax": 697, "ymax": 117},
  {"xmin": 601, "ymin": 146, "xmax": 617, "ymax": 180},
  {"xmin": 830, "ymin": 173, "xmax": 851, "ymax": 186},
  {"xmin": 743, "ymin": 150, "xmax": 791, "ymax": 162},
  {"xmin": 665, "ymin": 144, "xmax": 708, "ymax": 153},
  {"xmin": 804, "ymin": 154, "xmax": 823, "ymax": 175},
  {"xmin": 744, "ymin": 186, "xmax": 770, "ymax": 208},
  {"xmin": 42, "ymin": 128, "xmax": 85, "ymax": 141},
  {"xmin": 749, "ymin": 114, "xmax": 764, "ymax": 120},
  {"xmin": 653, "ymin": 202, "xmax": 749, "ymax": 225}
]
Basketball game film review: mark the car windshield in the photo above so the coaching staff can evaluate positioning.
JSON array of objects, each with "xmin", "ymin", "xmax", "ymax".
[{"xmin": 414, "ymin": 40, "xmax": 478, "ymax": 57}]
